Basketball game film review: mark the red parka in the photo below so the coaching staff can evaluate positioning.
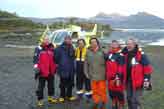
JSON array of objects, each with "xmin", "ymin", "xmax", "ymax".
[
  {"xmin": 106, "ymin": 48, "xmax": 126, "ymax": 92},
  {"xmin": 33, "ymin": 44, "xmax": 57, "ymax": 77},
  {"xmin": 122, "ymin": 47, "xmax": 153, "ymax": 90}
]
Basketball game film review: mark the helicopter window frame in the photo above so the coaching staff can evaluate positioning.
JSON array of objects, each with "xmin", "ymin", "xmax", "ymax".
[{"xmin": 53, "ymin": 31, "xmax": 69, "ymax": 43}]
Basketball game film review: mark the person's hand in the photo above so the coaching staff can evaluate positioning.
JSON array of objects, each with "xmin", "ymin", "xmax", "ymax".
[
  {"xmin": 143, "ymin": 81, "xmax": 150, "ymax": 88},
  {"xmin": 143, "ymin": 79, "xmax": 152, "ymax": 90},
  {"xmin": 102, "ymin": 48, "xmax": 108, "ymax": 54},
  {"xmin": 34, "ymin": 72, "xmax": 40, "ymax": 80},
  {"xmin": 34, "ymin": 68, "xmax": 40, "ymax": 73},
  {"xmin": 33, "ymin": 67, "xmax": 40, "ymax": 80},
  {"xmin": 115, "ymin": 75, "xmax": 121, "ymax": 86},
  {"xmin": 85, "ymin": 73, "xmax": 90, "ymax": 79}
]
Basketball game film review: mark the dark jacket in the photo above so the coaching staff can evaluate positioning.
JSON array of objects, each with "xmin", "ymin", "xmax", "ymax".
[{"xmin": 55, "ymin": 43, "xmax": 75, "ymax": 78}]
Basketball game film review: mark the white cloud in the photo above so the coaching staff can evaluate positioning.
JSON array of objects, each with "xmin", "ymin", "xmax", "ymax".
[{"xmin": 0, "ymin": 0, "xmax": 164, "ymax": 18}]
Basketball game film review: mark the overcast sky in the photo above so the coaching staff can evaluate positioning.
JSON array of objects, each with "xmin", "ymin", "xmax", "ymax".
[{"xmin": 0, "ymin": 0, "xmax": 164, "ymax": 18}]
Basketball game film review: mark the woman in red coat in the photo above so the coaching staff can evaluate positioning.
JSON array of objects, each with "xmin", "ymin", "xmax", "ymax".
[
  {"xmin": 33, "ymin": 36, "xmax": 57, "ymax": 107},
  {"xmin": 105, "ymin": 40, "xmax": 125, "ymax": 109}
]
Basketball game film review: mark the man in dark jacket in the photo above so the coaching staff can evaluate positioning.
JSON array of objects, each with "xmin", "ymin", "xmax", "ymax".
[
  {"xmin": 122, "ymin": 38, "xmax": 153, "ymax": 109},
  {"xmin": 33, "ymin": 36, "xmax": 57, "ymax": 107},
  {"xmin": 55, "ymin": 35, "xmax": 76, "ymax": 102}
]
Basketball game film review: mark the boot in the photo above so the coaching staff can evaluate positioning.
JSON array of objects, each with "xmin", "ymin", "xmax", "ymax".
[
  {"xmin": 37, "ymin": 100, "xmax": 44, "ymax": 107},
  {"xmin": 58, "ymin": 97, "xmax": 65, "ymax": 103},
  {"xmin": 67, "ymin": 96, "xmax": 77, "ymax": 101},
  {"xmin": 48, "ymin": 96, "xmax": 58, "ymax": 104}
]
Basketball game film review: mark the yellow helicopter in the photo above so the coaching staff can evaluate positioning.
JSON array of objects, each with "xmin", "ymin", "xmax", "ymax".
[{"xmin": 39, "ymin": 24, "xmax": 98, "ymax": 48}]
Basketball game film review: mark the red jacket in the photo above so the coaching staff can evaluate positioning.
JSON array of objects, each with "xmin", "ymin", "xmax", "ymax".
[
  {"xmin": 34, "ymin": 44, "xmax": 57, "ymax": 77},
  {"xmin": 106, "ymin": 49, "xmax": 126, "ymax": 92},
  {"xmin": 123, "ymin": 47, "xmax": 153, "ymax": 90}
]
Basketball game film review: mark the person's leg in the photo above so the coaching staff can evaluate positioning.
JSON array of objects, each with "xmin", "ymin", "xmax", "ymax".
[
  {"xmin": 85, "ymin": 77, "xmax": 91, "ymax": 91},
  {"xmin": 76, "ymin": 73, "xmax": 83, "ymax": 91},
  {"xmin": 84, "ymin": 75, "xmax": 92, "ymax": 99},
  {"xmin": 47, "ymin": 75, "xmax": 57, "ymax": 103},
  {"xmin": 58, "ymin": 76, "xmax": 67, "ymax": 102},
  {"xmin": 109, "ymin": 91, "xmax": 117, "ymax": 109},
  {"xmin": 36, "ymin": 77, "xmax": 46, "ymax": 100},
  {"xmin": 36, "ymin": 77, "xmax": 46, "ymax": 106},
  {"xmin": 127, "ymin": 80, "xmax": 143, "ymax": 109},
  {"xmin": 66, "ymin": 77, "xmax": 74, "ymax": 100},
  {"xmin": 91, "ymin": 80, "xmax": 100, "ymax": 109},
  {"xmin": 131, "ymin": 89, "xmax": 143, "ymax": 109},
  {"xmin": 76, "ymin": 66, "xmax": 84, "ymax": 96},
  {"xmin": 47, "ymin": 75, "xmax": 54, "ymax": 96},
  {"xmin": 126, "ymin": 81, "xmax": 133, "ymax": 109},
  {"xmin": 117, "ymin": 92, "xmax": 125, "ymax": 109},
  {"xmin": 98, "ymin": 80, "xmax": 107, "ymax": 109},
  {"xmin": 59, "ymin": 77, "xmax": 66, "ymax": 98}
]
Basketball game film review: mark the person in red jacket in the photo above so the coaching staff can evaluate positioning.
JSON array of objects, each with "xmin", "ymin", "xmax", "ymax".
[
  {"xmin": 33, "ymin": 36, "xmax": 57, "ymax": 107},
  {"xmin": 105, "ymin": 40, "xmax": 125, "ymax": 109},
  {"xmin": 122, "ymin": 38, "xmax": 153, "ymax": 109}
]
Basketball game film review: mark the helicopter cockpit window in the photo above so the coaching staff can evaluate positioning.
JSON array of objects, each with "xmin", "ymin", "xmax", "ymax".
[
  {"xmin": 54, "ymin": 31, "xmax": 68, "ymax": 43},
  {"xmin": 71, "ymin": 32, "xmax": 78, "ymax": 39},
  {"xmin": 51, "ymin": 32, "xmax": 58, "ymax": 42}
]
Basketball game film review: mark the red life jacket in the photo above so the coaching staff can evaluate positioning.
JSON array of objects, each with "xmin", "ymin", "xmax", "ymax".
[
  {"xmin": 38, "ymin": 44, "xmax": 57, "ymax": 77},
  {"xmin": 124, "ymin": 48, "xmax": 153, "ymax": 90},
  {"xmin": 106, "ymin": 48, "xmax": 125, "ymax": 92}
]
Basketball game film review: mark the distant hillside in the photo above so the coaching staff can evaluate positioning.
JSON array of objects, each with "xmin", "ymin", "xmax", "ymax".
[
  {"xmin": 28, "ymin": 12, "xmax": 164, "ymax": 29},
  {"xmin": 0, "ymin": 10, "xmax": 43, "ymax": 32},
  {"xmin": 28, "ymin": 17, "xmax": 88, "ymax": 25},
  {"xmin": 92, "ymin": 12, "xmax": 164, "ymax": 29},
  {"xmin": 2, "ymin": 10, "xmax": 163, "ymax": 30}
]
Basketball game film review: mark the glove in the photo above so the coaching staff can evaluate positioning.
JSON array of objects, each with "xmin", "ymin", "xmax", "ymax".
[
  {"xmin": 143, "ymin": 79, "xmax": 152, "ymax": 91},
  {"xmin": 33, "ymin": 68, "xmax": 40, "ymax": 80},
  {"xmin": 85, "ymin": 73, "xmax": 90, "ymax": 79},
  {"xmin": 34, "ymin": 67, "xmax": 40, "ymax": 73},
  {"xmin": 115, "ymin": 75, "xmax": 121, "ymax": 87},
  {"xmin": 34, "ymin": 72, "xmax": 40, "ymax": 80}
]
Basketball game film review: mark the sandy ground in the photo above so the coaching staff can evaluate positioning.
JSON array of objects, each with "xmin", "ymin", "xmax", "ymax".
[
  {"xmin": 0, "ymin": 46, "xmax": 164, "ymax": 109},
  {"xmin": 0, "ymin": 47, "xmax": 96, "ymax": 109}
]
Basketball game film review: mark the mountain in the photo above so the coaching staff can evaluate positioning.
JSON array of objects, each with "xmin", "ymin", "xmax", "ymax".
[
  {"xmin": 27, "ymin": 17, "xmax": 68, "ymax": 24},
  {"xmin": 0, "ymin": 10, "xmax": 42, "ymax": 32},
  {"xmin": 27, "ymin": 12, "xmax": 164, "ymax": 29},
  {"xmin": 28, "ymin": 17, "xmax": 88, "ymax": 24},
  {"xmin": 2, "ymin": 10, "xmax": 163, "ymax": 29},
  {"xmin": 92, "ymin": 12, "xmax": 164, "ymax": 29}
]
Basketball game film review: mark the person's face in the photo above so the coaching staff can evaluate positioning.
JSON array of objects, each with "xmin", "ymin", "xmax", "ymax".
[
  {"xmin": 111, "ymin": 42, "xmax": 119, "ymax": 49},
  {"xmin": 43, "ymin": 37, "xmax": 50, "ymax": 45},
  {"xmin": 127, "ymin": 40, "xmax": 136, "ymax": 51},
  {"xmin": 78, "ymin": 40, "xmax": 85, "ymax": 48},
  {"xmin": 65, "ymin": 38, "xmax": 72, "ymax": 45},
  {"xmin": 90, "ymin": 39, "xmax": 98, "ymax": 49}
]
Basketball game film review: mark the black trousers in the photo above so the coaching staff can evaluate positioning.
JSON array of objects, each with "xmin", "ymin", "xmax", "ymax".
[
  {"xmin": 109, "ymin": 90, "xmax": 125, "ymax": 103},
  {"xmin": 127, "ymin": 80, "xmax": 143, "ymax": 109},
  {"xmin": 36, "ymin": 75, "xmax": 54, "ymax": 100},
  {"xmin": 76, "ymin": 61, "xmax": 91, "ymax": 91},
  {"xmin": 59, "ymin": 76, "xmax": 74, "ymax": 98}
]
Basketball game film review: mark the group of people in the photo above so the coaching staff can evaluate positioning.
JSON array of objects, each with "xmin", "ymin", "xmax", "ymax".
[{"xmin": 33, "ymin": 35, "xmax": 153, "ymax": 109}]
